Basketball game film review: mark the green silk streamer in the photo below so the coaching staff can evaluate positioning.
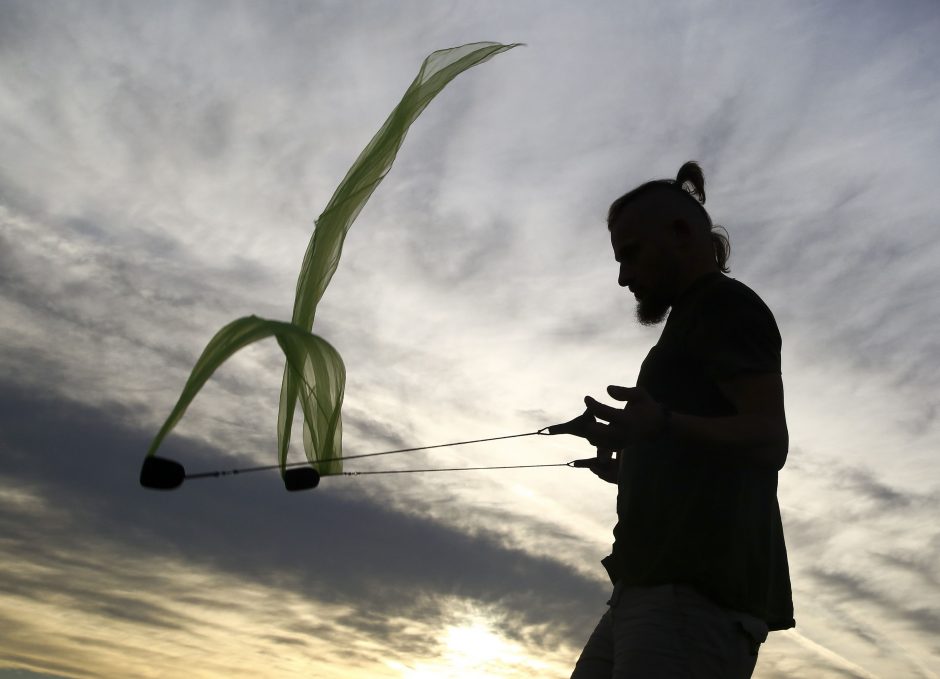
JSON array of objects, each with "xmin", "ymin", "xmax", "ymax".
[
  {"xmin": 146, "ymin": 42, "xmax": 519, "ymax": 476},
  {"xmin": 146, "ymin": 316, "xmax": 345, "ymax": 472}
]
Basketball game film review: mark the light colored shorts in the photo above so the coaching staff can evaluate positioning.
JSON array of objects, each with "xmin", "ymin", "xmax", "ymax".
[{"xmin": 570, "ymin": 582, "xmax": 768, "ymax": 679}]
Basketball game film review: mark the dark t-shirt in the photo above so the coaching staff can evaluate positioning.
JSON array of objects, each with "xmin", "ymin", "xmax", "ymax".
[{"xmin": 602, "ymin": 271, "xmax": 795, "ymax": 631}]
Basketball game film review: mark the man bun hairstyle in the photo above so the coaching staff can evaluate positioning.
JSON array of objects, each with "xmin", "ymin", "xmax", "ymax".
[
  {"xmin": 608, "ymin": 160, "xmax": 731, "ymax": 273},
  {"xmin": 676, "ymin": 160, "xmax": 706, "ymax": 203}
]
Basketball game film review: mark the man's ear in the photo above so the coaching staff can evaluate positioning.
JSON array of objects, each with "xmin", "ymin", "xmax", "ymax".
[{"xmin": 671, "ymin": 218, "xmax": 693, "ymax": 247}]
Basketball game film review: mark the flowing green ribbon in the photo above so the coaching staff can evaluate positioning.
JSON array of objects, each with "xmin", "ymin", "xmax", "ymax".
[{"xmin": 146, "ymin": 42, "xmax": 520, "ymax": 476}]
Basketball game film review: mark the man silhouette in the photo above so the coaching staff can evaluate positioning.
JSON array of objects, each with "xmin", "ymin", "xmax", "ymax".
[{"xmin": 571, "ymin": 162, "xmax": 794, "ymax": 679}]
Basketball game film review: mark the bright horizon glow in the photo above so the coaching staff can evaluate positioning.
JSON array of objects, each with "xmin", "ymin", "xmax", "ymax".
[{"xmin": 393, "ymin": 609, "xmax": 570, "ymax": 679}]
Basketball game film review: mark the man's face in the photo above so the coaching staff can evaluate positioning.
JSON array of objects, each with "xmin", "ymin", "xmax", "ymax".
[{"xmin": 609, "ymin": 197, "xmax": 679, "ymax": 326}]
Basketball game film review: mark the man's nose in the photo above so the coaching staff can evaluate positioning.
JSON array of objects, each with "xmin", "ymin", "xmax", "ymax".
[{"xmin": 618, "ymin": 263, "xmax": 633, "ymax": 288}]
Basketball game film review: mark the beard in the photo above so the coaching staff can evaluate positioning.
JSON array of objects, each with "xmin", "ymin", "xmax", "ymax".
[
  {"xmin": 635, "ymin": 289, "xmax": 671, "ymax": 326},
  {"xmin": 633, "ymin": 254, "xmax": 678, "ymax": 326}
]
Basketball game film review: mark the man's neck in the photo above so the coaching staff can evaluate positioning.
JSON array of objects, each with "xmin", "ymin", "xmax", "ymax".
[{"xmin": 674, "ymin": 263, "xmax": 720, "ymax": 300}]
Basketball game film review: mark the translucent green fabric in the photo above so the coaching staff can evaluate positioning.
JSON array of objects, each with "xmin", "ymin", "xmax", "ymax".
[
  {"xmin": 145, "ymin": 316, "xmax": 345, "ymax": 474},
  {"xmin": 146, "ymin": 42, "xmax": 519, "ymax": 476}
]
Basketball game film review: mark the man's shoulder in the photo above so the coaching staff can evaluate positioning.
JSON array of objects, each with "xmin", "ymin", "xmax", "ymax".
[
  {"xmin": 690, "ymin": 274, "xmax": 783, "ymax": 377},
  {"xmin": 690, "ymin": 274, "xmax": 782, "ymax": 351},
  {"xmin": 700, "ymin": 274, "xmax": 777, "ymax": 319}
]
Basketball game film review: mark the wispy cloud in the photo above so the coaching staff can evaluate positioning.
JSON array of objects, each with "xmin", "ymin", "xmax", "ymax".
[
  {"xmin": 1, "ymin": 1, "xmax": 939, "ymax": 676},
  {"xmin": 0, "ymin": 381, "xmax": 602, "ymax": 676}
]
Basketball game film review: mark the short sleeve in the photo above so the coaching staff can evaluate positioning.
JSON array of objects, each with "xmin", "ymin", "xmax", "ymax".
[{"xmin": 692, "ymin": 282, "xmax": 782, "ymax": 381}]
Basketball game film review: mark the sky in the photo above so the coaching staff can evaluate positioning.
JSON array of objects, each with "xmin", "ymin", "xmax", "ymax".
[{"xmin": 1, "ymin": 1, "xmax": 939, "ymax": 677}]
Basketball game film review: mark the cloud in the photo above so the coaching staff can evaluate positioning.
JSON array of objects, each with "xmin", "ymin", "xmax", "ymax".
[
  {"xmin": 1, "ymin": 2, "xmax": 939, "ymax": 677},
  {"xmin": 808, "ymin": 568, "xmax": 940, "ymax": 638},
  {"xmin": 0, "ymin": 379, "xmax": 605, "ymax": 676},
  {"xmin": 776, "ymin": 445, "xmax": 940, "ymax": 677}
]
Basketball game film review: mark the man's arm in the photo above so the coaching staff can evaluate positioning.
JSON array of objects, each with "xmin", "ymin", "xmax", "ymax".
[
  {"xmin": 583, "ymin": 373, "xmax": 788, "ymax": 470},
  {"xmin": 671, "ymin": 372, "xmax": 788, "ymax": 469}
]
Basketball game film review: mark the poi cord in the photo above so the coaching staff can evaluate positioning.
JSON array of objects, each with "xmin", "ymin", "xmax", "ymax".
[{"xmin": 183, "ymin": 429, "xmax": 555, "ymax": 480}]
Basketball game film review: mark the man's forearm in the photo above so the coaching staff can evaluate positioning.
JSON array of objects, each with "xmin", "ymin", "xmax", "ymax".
[{"xmin": 667, "ymin": 411, "xmax": 788, "ymax": 469}]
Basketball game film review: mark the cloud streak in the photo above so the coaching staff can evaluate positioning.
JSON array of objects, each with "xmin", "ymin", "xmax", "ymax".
[
  {"xmin": 0, "ymin": 380, "xmax": 603, "ymax": 676},
  {"xmin": 1, "ymin": 1, "xmax": 939, "ymax": 676}
]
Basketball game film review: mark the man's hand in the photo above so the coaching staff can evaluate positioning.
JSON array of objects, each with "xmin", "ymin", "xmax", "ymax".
[
  {"xmin": 583, "ymin": 385, "xmax": 666, "ymax": 446},
  {"xmin": 587, "ymin": 447, "xmax": 619, "ymax": 484}
]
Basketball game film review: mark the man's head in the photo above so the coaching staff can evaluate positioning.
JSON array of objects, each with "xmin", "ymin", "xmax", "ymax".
[{"xmin": 607, "ymin": 161, "xmax": 730, "ymax": 325}]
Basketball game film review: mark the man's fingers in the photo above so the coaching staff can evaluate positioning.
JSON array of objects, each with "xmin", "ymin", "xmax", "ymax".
[
  {"xmin": 607, "ymin": 385, "xmax": 637, "ymax": 401},
  {"xmin": 588, "ymin": 457, "xmax": 619, "ymax": 484},
  {"xmin": 583, "ymin": 421, "xmax": 625, "ymax": 449},
  {"xmin": 583, "ymin": 395, "xmax": 621, "ymax": 423}
]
